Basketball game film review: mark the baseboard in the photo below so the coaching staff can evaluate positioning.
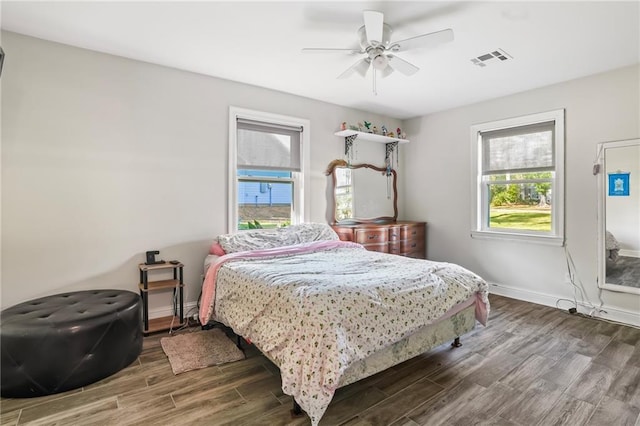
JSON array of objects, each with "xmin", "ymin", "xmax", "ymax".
[{"xmin": 489, "ymin": 282, "xmax": 640, "ymax": 328}]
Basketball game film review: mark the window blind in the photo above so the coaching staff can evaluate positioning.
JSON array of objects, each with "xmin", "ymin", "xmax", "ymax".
[
  {"xmin": 481, "ymin": 121, "xmax": 555, "ymax": 174},
  {"xmin": 236, "ymin": 118, "xmax": 302, "ymax": 171}
]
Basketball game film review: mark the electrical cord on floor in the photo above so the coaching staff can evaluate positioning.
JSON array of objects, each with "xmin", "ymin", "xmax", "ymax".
[
  {"xmin": 184, "ymin": 306, "xmax": 200, "ymax": 327},
  {"xmin": 562, "ymin": 245, "xmax": 605, "ymax": 315},
  {"xmin": 168, "ymin": 271, "xmax": 207, "ymax": 335},
  {"xmin": 558, "ymin": 245, "xmax": 640, "ymax": 329},
  {"xmin": 170, "ymin": 307, "xmax": 200, "ymax": 334},
  {"xmin": 168, "ymin": 281, "xmax": 183, "ymax": 335},
  {"xmin": 559, "ymin": 307, "xmax": 640, "ymax": 330},
  {"xmin": 555, "ymin": 298, "xmax": 577, "ymax": 311},
  {"xmin": 168, "ymin": 287, "xmax": 178, "ymax": 335}
]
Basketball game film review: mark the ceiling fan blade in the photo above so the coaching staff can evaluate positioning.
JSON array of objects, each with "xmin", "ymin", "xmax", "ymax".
[
  {"xmin": 363, "ymin": 10, "xmax": 384, "ymax": 45},
  {"xmin": 301, "ymin": 47, "xmax": 362, "ymax": 54},
  {"xmin": 392, "ymin": 28, "xmax": 454, "ymax": 51},
  {"xmin": 337, "ymin": 58, "xmax": 371, "ymax": 79},
  {"xmin": 387, "ymin": 55, "xmax": 419, "ymax": 76}
]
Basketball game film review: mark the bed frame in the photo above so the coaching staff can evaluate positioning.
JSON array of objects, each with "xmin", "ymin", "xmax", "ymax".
[{"xmin": 204, "ymin": 303, "xmax": 477, "ymax": 418}]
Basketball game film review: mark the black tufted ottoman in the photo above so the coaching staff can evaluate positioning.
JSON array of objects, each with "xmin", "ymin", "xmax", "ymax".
[{"xmin": 1, "ymin": 289, "xmax": 142, "ymax": 398}]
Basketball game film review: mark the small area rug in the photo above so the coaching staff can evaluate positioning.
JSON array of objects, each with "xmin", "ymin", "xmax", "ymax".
[{"xmin": 160, "ymin": 328, "xmax": 245, "ymax": 375}]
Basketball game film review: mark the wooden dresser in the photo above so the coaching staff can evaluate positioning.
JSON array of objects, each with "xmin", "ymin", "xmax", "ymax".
[{"xmin": 331, "ymin": 221, "xmax": 426, "ymax": 259}]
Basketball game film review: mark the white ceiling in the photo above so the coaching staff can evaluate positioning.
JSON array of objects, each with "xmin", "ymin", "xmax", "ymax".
[{"xmin": 2, "ymin": 1, "xmax": 639, "ymax": 119}]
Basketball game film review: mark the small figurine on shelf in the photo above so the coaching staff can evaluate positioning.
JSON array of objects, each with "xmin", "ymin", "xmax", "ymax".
[
  {"xmin": 373, "ymin": 126, "xmax": 379, "ymax": 134},
  {"xmin": 357, "ymin": 122, "xmax": 364, "ymax": 131},
  {"xmin": 364, "ymin": 121, "xmax": 372, "ymax": 132},
  {"xmin": 340, "ymin": 122, "xmax": 347, "ymax": 131},
  {"xmin": 396, "ymin": 127, "xmax": 402, "ymax": 138},
  {"xmin": 348, "ymin": 124, "xmax": 359, "ymax": 131},
  {"xmin": 381, "ymin": 125, "xmax": 388, "ymax": 136},
  {"xmin": 388, "ymin": 131, "xmax": 395, "ymax": 138}
]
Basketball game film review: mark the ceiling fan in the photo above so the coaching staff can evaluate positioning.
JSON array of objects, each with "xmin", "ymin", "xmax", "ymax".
[{"xmin": 302, "ymin": 10, "xmax": 454, "ymax": 94}]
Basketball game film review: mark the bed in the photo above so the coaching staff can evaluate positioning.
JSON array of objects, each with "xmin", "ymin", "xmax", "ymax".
[{"xmin": 199, "ymin": 223, "xmax": 489, "ymax": 425}]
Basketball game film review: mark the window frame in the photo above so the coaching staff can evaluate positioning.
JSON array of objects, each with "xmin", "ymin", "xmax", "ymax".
[
  {"xmin": 470, "ymin": 109, "xmax": 565, "ymax": 245},
  {"xmin": 228, "ymin": 106, "xmax": 310, "ymax": 233}
]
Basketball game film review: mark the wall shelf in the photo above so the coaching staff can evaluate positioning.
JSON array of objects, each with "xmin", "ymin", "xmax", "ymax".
[
  {"xmin": 334, "ymin": 130, "xmax": 410, "ymax": 144},
  {"xmin": 335, "ymin": 130, "xmax": 409, "ymax": 163}
]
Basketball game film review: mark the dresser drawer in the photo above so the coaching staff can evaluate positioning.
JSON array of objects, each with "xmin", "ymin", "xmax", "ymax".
[
  {"xmin": 331, "ymin": 222, "xmax": 426, "ymax": 258},
  {"xmin": 400, "ymin": 224, "xmax": 425, "ymax": 241},
  {"xmin": 388, "ymin": 241, "xmax": 401, "ymax": 255},
  {"xmin": 388, "ymin": 226, "xmax": 402, "ymax": 242},
  {"xmin": 354, "ymin": 228, "xmax": 388, "ymax": 244},
  {"xmin": 364, "ymin": 243, "xmax": 389, "ymax": 253},
  {"xmin": 400, "ymin": 239, "xmax": 425, "ymax": 254}
]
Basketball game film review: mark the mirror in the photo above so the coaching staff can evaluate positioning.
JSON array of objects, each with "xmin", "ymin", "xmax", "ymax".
[
  {"xmin": 326, "ymin": 160, "xmax": 398, "ymax": 224},
  {"xmin": 597, "ymin": 138, "xmax": 640, "ymax": 295}
]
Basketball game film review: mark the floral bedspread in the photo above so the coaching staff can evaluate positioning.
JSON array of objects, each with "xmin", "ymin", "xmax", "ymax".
[{"xmin": 202, "ymin": 241, "xmax": 489, "ymax": 425}]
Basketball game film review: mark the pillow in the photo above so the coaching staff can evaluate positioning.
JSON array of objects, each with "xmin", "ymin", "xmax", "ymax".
[
  {"xmin": 209, "ymin": 242, "xmax": 226, "ymax": 256},
  {"xmin": 217, "ymin": 223, "xmax": 339, "ymax": 254}
]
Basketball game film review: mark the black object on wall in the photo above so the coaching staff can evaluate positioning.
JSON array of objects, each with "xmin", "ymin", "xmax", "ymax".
[{"xmin": 0, "ymin": 47, "xmax": 4, "ymax": 78}]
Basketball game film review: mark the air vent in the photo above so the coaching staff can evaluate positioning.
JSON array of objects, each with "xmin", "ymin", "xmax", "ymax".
[{"xmin": 471, "ymin": 49, "xmax": 512, "ymax": 67}]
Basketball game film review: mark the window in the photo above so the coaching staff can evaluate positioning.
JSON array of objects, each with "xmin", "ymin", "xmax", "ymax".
[
  {"xmin": 228, "ymin": 107, "xmax": 310, "ymax": 232},
  {"xmin": 471, "ymin": 109, "xmax": 565, "ymax": 245}
]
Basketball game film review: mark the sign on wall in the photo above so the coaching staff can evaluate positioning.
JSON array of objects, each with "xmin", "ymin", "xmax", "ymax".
[{"xmin": 608, "ymin": 172, "xmax": 630, "ymax": 196}]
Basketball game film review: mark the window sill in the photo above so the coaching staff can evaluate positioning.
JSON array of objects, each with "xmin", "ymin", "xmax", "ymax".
[{"xmin": 470, "ymin": 230, "xmax": 565, "ymax": 246}]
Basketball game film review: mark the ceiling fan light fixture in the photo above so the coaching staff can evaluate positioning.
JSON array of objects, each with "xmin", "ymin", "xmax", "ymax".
[{"xmin": 372, "ymin": 54, "xmax": 389, "ymax": 70}]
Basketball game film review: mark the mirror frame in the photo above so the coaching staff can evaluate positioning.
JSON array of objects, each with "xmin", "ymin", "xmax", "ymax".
[
  {"xmin": 325, "ymin": 160, "xmax": 398, "ymax": 224},
  {"xmin": 596, "ymin": 138, "xmax": 640, "ymax": 295}
]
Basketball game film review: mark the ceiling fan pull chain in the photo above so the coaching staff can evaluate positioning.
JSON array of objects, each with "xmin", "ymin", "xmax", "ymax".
[{"xmin": 372, "ymin": 67, "xmax": 377, "ymax": 95}]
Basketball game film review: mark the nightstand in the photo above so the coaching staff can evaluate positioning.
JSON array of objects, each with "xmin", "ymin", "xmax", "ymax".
[{"xmin": 138, "ymin": 262, "xmax": 184, "ymax": 334}]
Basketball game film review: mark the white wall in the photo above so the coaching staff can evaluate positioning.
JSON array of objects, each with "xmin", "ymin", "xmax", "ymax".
[
  {"xmin": 4, "ymin": 31, "xmax": 637, "ymax": 326},
  {"xmin": 402, "ymin": 64, "xmax": 640, "ymax": 325},
  {"xmin": 1, "ymin": 31, "xmax": 401, "ymax": 313}
]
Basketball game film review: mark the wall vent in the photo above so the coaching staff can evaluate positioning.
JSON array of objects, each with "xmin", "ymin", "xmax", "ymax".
[{"xmin": 471, "ymin": 49, "xmax": 512, "ymax": 67}]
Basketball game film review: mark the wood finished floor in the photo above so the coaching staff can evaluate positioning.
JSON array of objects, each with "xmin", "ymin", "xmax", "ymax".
[{"xmin": 1, "ymin": 295, "xmax": 639, "ymax": 426}]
